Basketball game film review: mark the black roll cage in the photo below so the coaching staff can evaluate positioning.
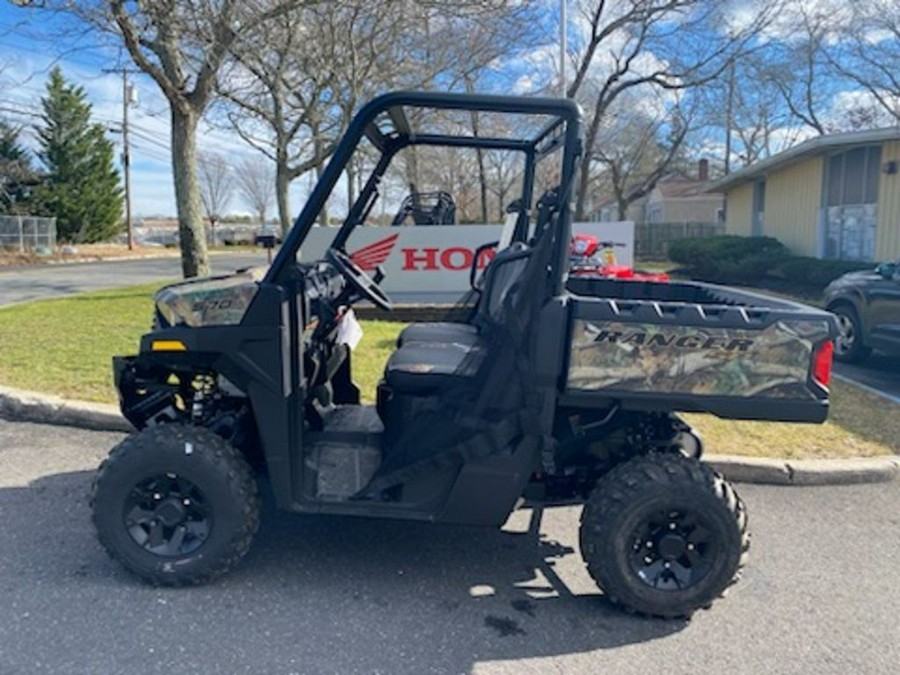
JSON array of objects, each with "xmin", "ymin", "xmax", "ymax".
[{"xmin": 264, "ymin": 91, "xmax": 583, "ymax": 296}]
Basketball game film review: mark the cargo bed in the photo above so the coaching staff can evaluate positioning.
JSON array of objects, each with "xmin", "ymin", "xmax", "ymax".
[{"xmin": 563, "ymin": 278, "xmax": 837, "ymax": 422}]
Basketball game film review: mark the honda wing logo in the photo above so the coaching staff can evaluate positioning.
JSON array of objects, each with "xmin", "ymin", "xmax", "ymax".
[
  {"xmin": 348, "ymin": 231, "xmax": 495, "ymax": 271},
  {"xmin": 349, "ymin": 233, "xmax": 399, "ymax": 271}
]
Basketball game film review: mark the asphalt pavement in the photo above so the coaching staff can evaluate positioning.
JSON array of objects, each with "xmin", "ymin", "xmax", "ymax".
[
  {"xmin": 0, "ymin": 253, "xmax": 464, "ymax": 308},
  {"xmin": 0, "ymin": 253, "xmax": 269, "ymax": 307},
  {"xmin": 0, "ymin": 419, "xmax": 897, "ymax": 675},
  {"xmin": 835, "ymin": 353, "xmax": 900, "ymax": 402}
]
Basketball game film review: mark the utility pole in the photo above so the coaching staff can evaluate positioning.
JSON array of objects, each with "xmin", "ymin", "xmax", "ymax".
[
  {"xmin": 724, "ymin": 58, "xmax": 735, "ymax": 175},
  {"xmin": 104, "ymin": 67, "xmax": 139, "ymax": 249},
  {"xmin": 560, "ymin": 0, "xmax": 567, "ymax": 97}
]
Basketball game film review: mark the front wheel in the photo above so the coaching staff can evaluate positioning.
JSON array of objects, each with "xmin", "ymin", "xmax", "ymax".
[
  {"xmin": 579, "ymin": 454, "xmax": 749, "ymax": 618},
  {"xmin": 831, "ymin": 304, "xmax": 871, "ymax": 363},
  {"xmin": 91, "ymin": 424, "xmax": 260, "ymax": 586}
]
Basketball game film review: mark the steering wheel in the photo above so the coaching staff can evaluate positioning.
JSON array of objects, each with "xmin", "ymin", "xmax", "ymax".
[{"xmin": 325, "ymin": 247, "xmax": 393, "ymax": 311}]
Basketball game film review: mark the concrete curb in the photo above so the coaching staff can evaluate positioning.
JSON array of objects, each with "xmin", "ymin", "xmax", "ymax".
[
  {"xmin": 0, "ymin": 385, "xmax": 132, "ymax": 433},
  {"xmin": 706, "ymin": 454, "xmax": 898, "ymax": 486},
  {"xmin": 0, "ymin": 384, "xmax": 897, "ymax": 486}
]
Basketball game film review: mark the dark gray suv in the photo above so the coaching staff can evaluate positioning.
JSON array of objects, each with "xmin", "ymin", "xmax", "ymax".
[{"xmin": 824, "ymin": 261, "xmax": 900, "ymax": 363}]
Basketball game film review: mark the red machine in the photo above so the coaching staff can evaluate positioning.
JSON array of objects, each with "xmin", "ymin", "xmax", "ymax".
[{"xmin": 569, "ymin": 233, "xmax": 669, "ymax": 282}]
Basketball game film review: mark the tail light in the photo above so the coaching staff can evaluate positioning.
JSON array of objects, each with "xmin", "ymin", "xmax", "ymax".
[{"xmin": 813, "ymin": 340, "xmax": 834, "ymax": 388}]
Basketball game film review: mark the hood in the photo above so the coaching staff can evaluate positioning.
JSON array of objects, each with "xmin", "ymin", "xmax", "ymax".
[
  {"xmin": 154, "ymin": 267, "xmax": 266, "ymax": 328},
  {"xmin": 837, "ymin": 270, "xmax": 880, "ymax": 282}
]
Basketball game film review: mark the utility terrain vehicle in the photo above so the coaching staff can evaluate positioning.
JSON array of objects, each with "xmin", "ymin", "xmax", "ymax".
[{"xmin": 93, "ymin": 92, "xmax": 837, "ymax": 618}]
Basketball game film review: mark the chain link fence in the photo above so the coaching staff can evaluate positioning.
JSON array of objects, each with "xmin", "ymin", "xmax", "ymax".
[{"xmin": 0, "ymin": 215, "xmax": 58, "ymax": 251}]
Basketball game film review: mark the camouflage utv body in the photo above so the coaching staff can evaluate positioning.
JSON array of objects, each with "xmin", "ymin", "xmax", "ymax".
[{"xmin": 563, "ymin": 277, "xmax": 834, "ymax": 422}]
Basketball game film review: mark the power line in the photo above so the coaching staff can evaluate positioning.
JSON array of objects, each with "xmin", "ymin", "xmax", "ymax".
[
  {"xmin": 129, "ymin": 141, "xmax": 171, "ymax": 163},
  {"xmin": 128, "ymin": 126, "xmax": 172, "ymax": 151},
  {"xmin": 0, "ymin": 103, "xmax": 42, "ymax": 119}
]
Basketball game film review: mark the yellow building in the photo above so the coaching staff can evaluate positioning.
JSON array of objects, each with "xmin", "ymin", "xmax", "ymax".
[{"xmin": 709, "ymin": 128, "xmax": 900, "ymax": 262}]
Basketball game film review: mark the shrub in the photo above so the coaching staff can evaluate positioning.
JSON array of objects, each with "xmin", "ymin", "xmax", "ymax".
[
  {"xmin": 773, "ymin": 257, "xmax": 874, "ymax": 287},
  {"xmin": 668, "ymin": 235, "xmax": 790, "ymax": 283}
]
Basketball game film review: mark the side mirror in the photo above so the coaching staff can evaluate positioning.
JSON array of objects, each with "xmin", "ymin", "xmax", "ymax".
[{"xmin": 875, "ymin": 262, "xmax": 897, "ymax": 279}]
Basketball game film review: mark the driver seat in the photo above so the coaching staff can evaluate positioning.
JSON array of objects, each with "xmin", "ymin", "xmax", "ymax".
[
  {"xmin": 396, "ymin": 240, "xmax": 530, "ymax": 350},
  {"xmin": 395, "ymin": 199, "xmax": 536, "ymax": 348},
  {"xmin": 382, "ymin": 189, "xmax": 558, "ymax": 397},
  {"xmin": 383, "ymin": 242, "xmax": 532, "ymax": 395}
]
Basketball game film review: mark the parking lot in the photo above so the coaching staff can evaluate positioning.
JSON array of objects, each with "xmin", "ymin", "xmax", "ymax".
[
  {"xmin": 835, "ymin": 353, "xmax": 900, "ymax": 402},
  {"xmin": 0, "ymin": 420, "xmax": 897, "ymax": 674}
]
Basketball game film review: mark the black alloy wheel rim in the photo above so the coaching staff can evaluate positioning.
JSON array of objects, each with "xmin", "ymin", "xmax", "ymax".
[
  {"xmin": 628, "ymin": 508, "xmax": 718, "ymax": 591},
  {"xmin": 123, "ymin": 473, "xmax": 212, "ymax": 557}
]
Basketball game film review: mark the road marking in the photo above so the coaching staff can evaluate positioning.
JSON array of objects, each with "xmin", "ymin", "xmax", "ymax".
[{"xmin": 834, "ymin": 373, "xmax": 900, "ymax": 406}]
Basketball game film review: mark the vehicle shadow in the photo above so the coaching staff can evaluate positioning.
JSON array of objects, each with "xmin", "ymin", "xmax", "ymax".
[{"xmin": 0, "ymin": 470, "xmax": 687, "ymax": 674}]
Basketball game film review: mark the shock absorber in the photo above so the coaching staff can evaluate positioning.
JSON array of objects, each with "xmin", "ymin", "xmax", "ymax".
[{"xmin": 190, "ymin": 374, "xmax": 216, "ymax": 423}]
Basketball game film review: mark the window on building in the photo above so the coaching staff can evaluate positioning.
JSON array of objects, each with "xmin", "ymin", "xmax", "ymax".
[
  {"xmin": 824, "ymin": 145, "xmax": 881, "ymax": 261},
  {"xmin": 752, "ymin": 180, "xmax": 765, "ymax": 236}
]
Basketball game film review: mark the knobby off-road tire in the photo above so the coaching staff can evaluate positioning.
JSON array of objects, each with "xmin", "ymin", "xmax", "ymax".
[
  {"xmin": 91, "ymin": 424, "xmax": 260, "ymax": 586},
  {"xmin": 831, "ymin": 304, "xmax": 871, "ymax": 364},
  {"xmin": 579, "ymin": 453, "xmax": 749, "ymax": 618}
]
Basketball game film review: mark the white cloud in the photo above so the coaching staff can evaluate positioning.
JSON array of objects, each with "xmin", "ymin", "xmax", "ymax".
[
  {"xmin": 0, "ymin": 43, "xmax": 294, "ymax": 218},
  {"xmin": 725, "ymin": 0, "xmax": 852, "ymax": 44},
  {"xmin": 825, "ymin": 88, "xmax": 900, "ymax": 129}
]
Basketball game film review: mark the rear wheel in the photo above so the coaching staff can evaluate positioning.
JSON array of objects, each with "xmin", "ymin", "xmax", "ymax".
[
  {"xmin": 92, "ymin": 424, "xmax": 260, "ymax": 585},
  {"xmin": 579, "ymin": 453, "xmax": 749, "ymax": 618},
  {"xmin": 831, "ymin": 304, "xmax": 871, "ymax": 363}
]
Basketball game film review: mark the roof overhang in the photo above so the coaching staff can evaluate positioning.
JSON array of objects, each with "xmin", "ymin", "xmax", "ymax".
[{"xmin": 707, "ymin": 126, "xmax": 900, "ymax": 193}]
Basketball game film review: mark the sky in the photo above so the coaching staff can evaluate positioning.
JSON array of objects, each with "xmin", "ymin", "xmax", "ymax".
[
  {"xmin": 0, "ymin": 2, "xmax": 319, "ymax": 219},
  {"xmin": 0, "ymin": 1, "xmax": 895, "ymax": 219},
  {"xmin": 0, "ymin": 2, "xmax": 557, "ymax": 220}
]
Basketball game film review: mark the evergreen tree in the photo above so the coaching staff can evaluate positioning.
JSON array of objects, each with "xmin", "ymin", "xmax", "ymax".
[
  {"xmin": 0, "ymin": 119, "xmax": 39, "ymax": 215},
  {"xmin": 34, "ymin": 67, "xmax": 123, "ymax": 242}
]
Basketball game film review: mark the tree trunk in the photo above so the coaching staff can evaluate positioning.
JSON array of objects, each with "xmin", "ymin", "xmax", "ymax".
[
  {"xmin": 575, "ymin": 150, "xmax": 593, "ymax": 221},
  {"xmin": 275, "ymin": 161, "xmax": 292, "ymax": 235},
  {"xmin": 171, "ymin": 107, "xmax": 210, "ymax": 278},
  {"xmin": 498, "ymin": 184, "xmax": 508, "ymax": 220},
  {"xmin": 477, "ymin": 148, "xmax": 488, "ymax": 223},
  {"xmin": 575, "ymin": 108, "xmax": 605, "ymax": 221},
  {"xmin": 346, "ymin": 164, "xmax": 356, "ymax": 214},
  {"xmin": 405, "ymin": 146, "xmax": 418, "ymax": 194},
  {"xmin": 314, "ymin": 137, "xmax": 328, "ymax": 227}
]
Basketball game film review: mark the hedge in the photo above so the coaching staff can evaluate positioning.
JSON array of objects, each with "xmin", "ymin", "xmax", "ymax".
[
  {"xmin": 668, "ymin": 235, "xmax": 877, "ymax": 290},
  {"xmin": 668, "ymin": 235, "xmax": 790, "ymax": 283},
  {"xmin": 772, "ymin": 257, "xmax": 874, "ymax": 287}
]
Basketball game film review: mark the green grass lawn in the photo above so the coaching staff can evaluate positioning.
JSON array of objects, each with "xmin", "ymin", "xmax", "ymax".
[{"xmin": 0, "ymin": 284, "xmax": 895, "ymax": 459}]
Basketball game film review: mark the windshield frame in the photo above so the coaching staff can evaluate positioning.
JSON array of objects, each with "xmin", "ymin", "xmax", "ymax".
[{"xmin": 264, "ymin": 91, "xmax": 583, "ymax": 295}]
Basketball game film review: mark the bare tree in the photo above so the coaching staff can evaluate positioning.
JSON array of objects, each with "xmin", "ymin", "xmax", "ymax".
[
  {"xmin": 485, "ymin": 149, "xmax": 521, "ymax": 220},
  {"xmin": 593, "ymin": 93, "xmax": 693, "ymax": 219},
  {"xmin": 220, "ymin": 1, "xmax": 531, "ymax": 231},
  {"xmin": 699, "ymin": 51, "xmax": 804, "ymax": 170},
  {"xmin": 764, "ymin": 2, "xmax": 842, "ymax": 136},
  {"xmin": 235, "ymin": 156, "xmax": 275, "ymax": 226},
  {"xmin": 20, "ymin": 1, "xmax": 312, "ymax": 277},
  {"xmin": 566, "ymin": 0, "xmax": 775, "ymax": 219},
  {"xmin": 198, "ymin": 152, "xmax": 233, "ymax": 245},
  {"xmin": 219, "ymin": 3, "xmax": 374, "ymax": 233},
  {"xmin": 830, "ymin": 1, "xmax": 900, "ymax": 124}
]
